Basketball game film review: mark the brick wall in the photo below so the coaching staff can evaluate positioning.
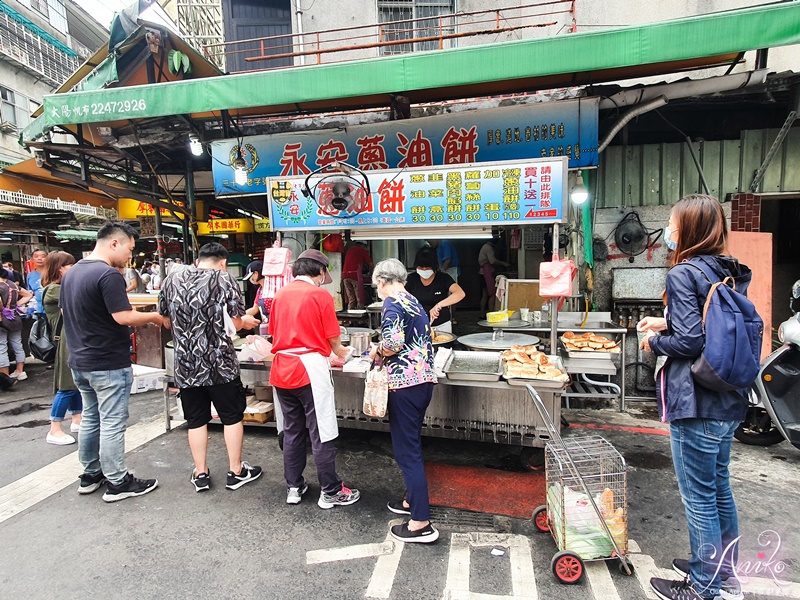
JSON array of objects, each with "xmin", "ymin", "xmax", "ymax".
[{"xmin": 730, "ymin": 193, "xmax": 761, "ymax": 232}]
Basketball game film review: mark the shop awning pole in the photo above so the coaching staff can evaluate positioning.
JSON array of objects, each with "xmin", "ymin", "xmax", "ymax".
[
  {"xmin": 185, "ymin": 160, "xmax": 198, "ymax": 263},
  {"xmin": 551, "ymin": 222, "xmax": 559, "ymax": 353},
  {"xmin": 154, "ymin": 191, "xmax": 167, "ymax": 281}
]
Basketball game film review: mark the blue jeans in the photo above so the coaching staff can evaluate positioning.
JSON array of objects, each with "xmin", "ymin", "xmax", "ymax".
[
  {"xmin": 670, "ymin": 418, "xmax": 740, "ymax": 598},
  {"xmin": 72, "ymin": 368, "xmax": 133, "ymax": 486},
  {"xmin": 388, "ymin": 382, "xmax": 435, "ymax": 522},
  {"xmin": 50, "ymin": 390, "xmax": 82, "ymax": 421}
]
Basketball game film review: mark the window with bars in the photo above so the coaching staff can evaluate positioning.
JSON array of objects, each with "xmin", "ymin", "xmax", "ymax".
[
  {"xmin": 29, "ymin": 0, "xmax": 49, "ymax": 19},
  {"xmin": 378, "ymin": 0, "xmax": 455, "ymax": 55},
  {"xmin": 0, "ymin": 87, "xmax": 34, "ymax": 130}
]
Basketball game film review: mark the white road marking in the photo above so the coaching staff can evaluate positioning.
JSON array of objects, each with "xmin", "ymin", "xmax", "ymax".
[
  {"xmin": 629, "ymin": 551, "xmax": 673, "ymax": 600},
  {"xmin": 0, "ymin": 415, "xmax": 176, "ymax": 524},
  {"xmin": 307, "ymin": 541, "xmax": 396, "ymax": 565},
  {"xmin": 365, "ymin": 519, "xmax": 404, "ymax": 599},
  {"xmin": 585, "ymin": 562, "xmax": 622, "ymax": 600},
  {"xmin": 442, "ymin": 533, "xmax": 537, "ymax": 600},
  {"xmin": 741, "ymin": 576, "xmax": 800, "ymax": 598},
  {"xmin": 628, "ymin": 539, "xmax": 642, "ymax": 553}
]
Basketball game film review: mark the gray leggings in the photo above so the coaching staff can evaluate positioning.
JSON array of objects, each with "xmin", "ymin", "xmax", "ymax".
[{"xmin": 0, "ymin": 327, "xmax": 24, "ymax": 368}]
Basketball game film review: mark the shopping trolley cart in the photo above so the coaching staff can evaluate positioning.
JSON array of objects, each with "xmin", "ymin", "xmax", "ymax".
[{"xmin": 526, "ymin": 384, "xmax": 634, "ymax": 584}]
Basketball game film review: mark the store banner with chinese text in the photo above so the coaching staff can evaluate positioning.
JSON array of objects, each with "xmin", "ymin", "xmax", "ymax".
[
  {"xmin": 212, "ymin": 99, "xmax": 597, "ymax": 196},
  {"xmin": 196, "ymin": 219, "xmax": 255, "ymax": 235},
  {"xmin": 268, "ymin": 157, "xmax": 566, "ymax": 231}
]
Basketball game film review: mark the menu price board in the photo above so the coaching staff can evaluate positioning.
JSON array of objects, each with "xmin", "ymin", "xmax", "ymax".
[{"xmin": 268, "ymin": 157, "xmax": 566, "ymax": 231}]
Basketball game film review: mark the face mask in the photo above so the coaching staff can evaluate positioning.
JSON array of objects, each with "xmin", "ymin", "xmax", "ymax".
[
  {"xmin": 417, "ymin": 269, "xmax": 434, "ymax": 279},
  {"xmin": 664, "ymin": 226, "xmax": 678, "ymax": 251}
]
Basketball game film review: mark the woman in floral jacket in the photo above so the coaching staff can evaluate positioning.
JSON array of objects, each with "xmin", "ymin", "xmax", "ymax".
[{"xmin": 370, "ymin": 258, "xmax": 438, "ymax": 544}]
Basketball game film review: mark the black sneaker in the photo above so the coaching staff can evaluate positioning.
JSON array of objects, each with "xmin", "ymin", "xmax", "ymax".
[
  {"xmin": 672, "ymin": 560, "xmax": 742, "ymax": 600},
  {"xmin": 102, "ymin": 472, "xmax": 158, "ymax": 503},
  {"xmin": 191, "ymin": 469, "xmax": 211, "ymax": 493},
  {"xmin": 651, "ymin": 577, "xmax": 720, "ymax": 600},
  {"xmin": 390, "ymin": 522, "xmax": 439, "ymax": 544},
  {"xmin": 77, "ymin": 471, "xmax": 106, "ymax": 494},
  {"xmin": 226, "ymin": 461, "xmax": 262, "ymax": 490},
  {"xmin": 387, "ymin": 500, "xmax": 411, "ymax": 515}
]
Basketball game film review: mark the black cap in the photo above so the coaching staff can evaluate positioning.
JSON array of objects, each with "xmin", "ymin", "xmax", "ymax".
[{"xmin": 242, "ymin": 260, "xmax": 264, "ymax": 280}]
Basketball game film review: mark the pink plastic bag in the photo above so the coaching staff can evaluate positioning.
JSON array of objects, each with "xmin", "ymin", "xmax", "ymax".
[
  {"xmin": 539, "ymin": 255, "xmax": 576, "ymax": 297},
  {"xmin": 263, "ymin": 247, "xmax": 291, "ymax": 276}
]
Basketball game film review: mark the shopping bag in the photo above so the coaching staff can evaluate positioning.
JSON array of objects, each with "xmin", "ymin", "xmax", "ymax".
[
  {"xmin": 363, "ymin": 361, "xmax": 389, "ymax": 418},
  {"xmin": 263, "ymin": 247, "xmax": 291, "ymax": 276},
  {"xmin": 539, "ymin": 254, "xmax": 576, "ymax": 297}
]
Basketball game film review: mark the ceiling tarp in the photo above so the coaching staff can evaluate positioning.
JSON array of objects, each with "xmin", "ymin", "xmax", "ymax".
[{"xmin": 34, "ymin": 2, "xmax": 800, "ymax": 132}]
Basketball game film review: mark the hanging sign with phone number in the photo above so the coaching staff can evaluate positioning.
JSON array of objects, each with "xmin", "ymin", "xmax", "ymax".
[{"xmin": 268, "ymin": 157, "xmax": 566, "ymax": 231}]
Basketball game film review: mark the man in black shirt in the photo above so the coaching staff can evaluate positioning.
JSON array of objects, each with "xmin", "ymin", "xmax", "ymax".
[{"xmin": 61, "ymin": 222, "xmax": 165, "ymax": 502}]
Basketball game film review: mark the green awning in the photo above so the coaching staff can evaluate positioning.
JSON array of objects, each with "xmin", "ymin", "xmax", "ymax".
[
  {"xmin": 36, "ymin": 2, "xmax": 800, "ymax": 132},
  {"xmin": 51, "ymin": 229, "xmax": 100, "ymax": 240}
]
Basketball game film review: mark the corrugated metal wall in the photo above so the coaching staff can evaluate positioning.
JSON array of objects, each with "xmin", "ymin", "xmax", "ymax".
[{"xmin": 595, "ymin": 127, "xmax": 800, "ymax": 207}]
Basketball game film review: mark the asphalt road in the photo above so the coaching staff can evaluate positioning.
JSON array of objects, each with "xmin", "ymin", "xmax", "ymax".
[{"xmin": 1, "ymin": 363, "xmax": 799, "ymax": 599}]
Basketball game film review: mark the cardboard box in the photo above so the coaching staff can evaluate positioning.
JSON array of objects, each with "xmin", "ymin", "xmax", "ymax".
[
  {"xmin": 131, "ymin": 364, "xmax": 166, "ymax": 394},
  {"xmin": 244, "ymin": 401, "xmax": 274, "ymax": 423}
]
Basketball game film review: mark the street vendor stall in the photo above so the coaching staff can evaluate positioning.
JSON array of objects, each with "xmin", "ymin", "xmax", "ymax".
[
  {"xmin": 163, "ymin": 344, "xmax": 563, "ymax": 450},
  {"xmin": 161, "ymin": 156, "xmax": 575, "ymax": 449}
]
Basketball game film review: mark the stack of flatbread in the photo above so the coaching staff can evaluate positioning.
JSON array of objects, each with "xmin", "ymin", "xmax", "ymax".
[
  {"xmin": 562, "ymin": 331, "xmax": 621, "ymax": 353},
  {"xmin": 501, "ymin": 345, "xmax": 569, "ymax": 382}
]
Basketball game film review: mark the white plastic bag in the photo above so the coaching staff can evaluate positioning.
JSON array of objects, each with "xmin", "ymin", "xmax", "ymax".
[{"xmin": 363, "ymin": 362, "xmax": 388, "ymax": 418}]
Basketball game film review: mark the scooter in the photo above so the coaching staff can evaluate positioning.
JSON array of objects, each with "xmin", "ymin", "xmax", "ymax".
[{"xmin": 734, "ymin": 280, "xmax": 800, "ymax": 448}]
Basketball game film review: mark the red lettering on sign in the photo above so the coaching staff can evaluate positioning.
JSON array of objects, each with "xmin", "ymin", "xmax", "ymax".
[
  {"xmin": 378, "ymin": 178, "xmax": 406, "ymax": 214},
  {"xmin": 397, "ymin": 130, "xmax": 433, "ymax": 169},
  {"xmin": 441, "ymin": 126, "xmax": 479, "ymax": 164},
  {"xmin": 356, "ymin": 134, "xmax": 389, "ymax": 170},
  {"xmin": 525, "ymin": 167, "xmax": 538, "ymax": 178},
  {"xmin": 279, "ymin": 143, "xmax": 311, "ymax": 176},
  {"xmin": 316, "ymin": 140, "xmax": 349, "ymax": 169}
]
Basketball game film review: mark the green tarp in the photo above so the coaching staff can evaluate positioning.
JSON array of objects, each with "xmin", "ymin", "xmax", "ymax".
[{"xmin": 34, "ymin": 2, "xmax": 800, "ymax": 133}]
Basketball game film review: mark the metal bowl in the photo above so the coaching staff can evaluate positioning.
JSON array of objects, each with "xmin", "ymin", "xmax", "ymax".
[{"xmin": 431, "ymin": 331, "xmax": 457, "ymax": 347}]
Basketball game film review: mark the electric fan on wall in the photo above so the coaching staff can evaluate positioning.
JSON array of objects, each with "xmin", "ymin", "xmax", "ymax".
[
  {"xmin": 613, "ymin": 211, "xmax": 663, "ymax": 262},
  {"xmin": 302, "ymin": 162, "xmax": 372, "ymax": 219}
]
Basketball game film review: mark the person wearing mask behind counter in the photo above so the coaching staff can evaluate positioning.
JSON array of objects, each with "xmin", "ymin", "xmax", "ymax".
[{"xmin": 405, "ymin": 247, "xmax": 465, "ymax": 334}]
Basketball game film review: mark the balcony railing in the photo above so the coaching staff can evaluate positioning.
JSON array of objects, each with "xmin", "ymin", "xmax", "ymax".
[
  {"xmin": 0, "ymin": 10, "xmax": 81, "ymax": 87},
  {"xmin": 205, "ymin": 1, "xmax": 576, "ymax": 73}
]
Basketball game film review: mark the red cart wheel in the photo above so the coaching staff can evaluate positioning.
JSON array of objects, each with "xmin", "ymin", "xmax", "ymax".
[
  {"xmin": 551, "ymin": 551, "xmax": 584, "ymax": 584},
  {"xmin": 532, "ymin": 505, "xmax": 549, "ymax": 532}
]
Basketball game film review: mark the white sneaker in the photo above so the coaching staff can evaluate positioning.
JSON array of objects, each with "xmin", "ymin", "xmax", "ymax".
[
  {"xmin": 14, "ymin": 372, "xmax": 27, "ymax": 381},
  {"xmin": 46, "ymin": 432, "xmax": 76, "ymax": 445},
  {"xmin": 70, "ymin": 422, "xmax": 81, "ymax": 433},
  {"xmin": 286, "ymin": 482, "xmax": 309, "ymax": 505}
]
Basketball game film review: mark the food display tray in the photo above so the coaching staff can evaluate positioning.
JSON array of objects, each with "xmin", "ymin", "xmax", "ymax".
[
  {"xmin": 443, "ymin": 351, "xmax": 503, "ymax": 382},
  {"xmin": 503, "ymin": 355, "xmax": 569, "ymax": 390},
  {"xmin": 559, "ymin": 334, "xmax": 621, "ymax": 360}
]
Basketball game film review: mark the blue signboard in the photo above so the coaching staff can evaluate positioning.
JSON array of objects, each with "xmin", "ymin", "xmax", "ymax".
[
  {"xmin": 212, "ymin": 99, "xmax": 597, "ymax": 196},
  {"xmin": 267, "ymin": 158, "xmax": 566, "ymax": 231}
]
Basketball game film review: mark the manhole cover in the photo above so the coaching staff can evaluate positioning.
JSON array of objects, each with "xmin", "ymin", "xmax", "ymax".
[{"xmin": 430, "ymin": 506, "xmax": 497, "ymax": 531}]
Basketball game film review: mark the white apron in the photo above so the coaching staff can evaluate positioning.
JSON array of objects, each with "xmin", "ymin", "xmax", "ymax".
[{"xmin": 275, "ymin": 347, "xmax": 338, "ymax": 443}]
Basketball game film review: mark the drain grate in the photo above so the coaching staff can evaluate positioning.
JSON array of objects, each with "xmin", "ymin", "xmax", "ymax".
[{"xmin": 430, "ymin": 506, "xmax": 497, "ymax": 531}]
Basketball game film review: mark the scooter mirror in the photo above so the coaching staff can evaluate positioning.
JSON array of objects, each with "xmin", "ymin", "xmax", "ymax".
[{"xmin": 791, "ymin": 279, "xmax": 800, "ymax": 315}]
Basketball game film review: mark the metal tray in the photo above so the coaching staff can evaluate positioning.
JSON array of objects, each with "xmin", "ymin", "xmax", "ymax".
[
  {"xmin": 443, "ymin": 351, "xmax": 503, "ymax": 382},
  {"xmin": 559, "ymin": 334, "xmax": 621, "ymax": 360},
  {"xmin": 503, "ymin": 355, "xmax": 569, "ymax": 390}
]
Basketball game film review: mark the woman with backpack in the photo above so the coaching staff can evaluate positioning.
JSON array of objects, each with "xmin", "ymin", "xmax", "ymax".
[
  {"xmin": 0, "ymin": 266, "xmax": 32, "ymax": 382},
  {"xmin": 639, "ymin": 194, "xmax": 752, "ymax": 600},
  {"xmin": 42, "ymin": 251, "xmax": 82, "ymax": 445}
]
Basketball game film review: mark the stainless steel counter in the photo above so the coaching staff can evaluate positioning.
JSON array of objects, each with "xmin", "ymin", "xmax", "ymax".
[{"xmin": 163, "ymin": 352, "xmax": 562, "ymax": 448}]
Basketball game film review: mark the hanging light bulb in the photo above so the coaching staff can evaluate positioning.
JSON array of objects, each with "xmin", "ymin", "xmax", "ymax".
[
  {"xmin": 189, "ymin": 135, "xmax": 203, "ymax": 157},
  {"xmin": 233, "ymin": 156, "xmax": 248, "ymax": 186},
  {"xmin": 571, "ymin": 170, "xmax": 589, "ymax": 205}
]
